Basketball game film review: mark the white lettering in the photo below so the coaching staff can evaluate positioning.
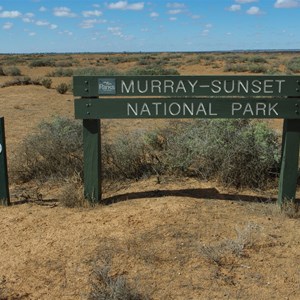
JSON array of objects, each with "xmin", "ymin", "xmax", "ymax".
[
  {"xmin": 164, "ymin": 80, "xmax": 174, "ymax": 93},
  {"xmin": 243, "ymin": 103, "xmax": 254, "ymax": 116},
  {"xmin": 122, "ymin": 80, "xmax": 134, "ymax": 93},
  {"xmin": 151, "ymin": 80, "xmax": 161, "ymax": 93},
  {"xmin": 209, "ymin": 103, "xmax": 218, "ymax": 116},
  {"xmin": 137, "ymin": 80, "xmax": 148, "ymax": 93},
  {"xmin": 256, "ymin": 103, "xmax": 267, "ymax": 116},
  {"xmin": 251, "ymin": 80, "xmax": 262, "ymax": 94},
  {"xmin": 196, "ymin": 103, "xmax": 207, "ymax": 115},
  {"xmin": 127, "ymin": 103, "xmax": 138, "ymax": 116},
  {"xmin": 275, "ymin": 80, "xmax": 285, "ymax": 93},
  {"xmin": 169, "ymin": 102, "xmax": 181, "ymax": 116},
  {"xmin": 140, "ymin": 103, "xmax": 151, "ymax": 115},
  {"xmin": 224, "ymin": 80, "xmax": 235, "ymax": 94},
  {"xmin": 264, "ymin": 80, "xmax": 273, "ymax": 94},
  {"xmin": 238, "ymin": 80, "xmax": 249, "ymax": 94},
  {"xmin": 152, "ymin": 102, "xmax": 162, "ymax": 115},
  {"xmin": 175, "ymin": 80, "xmax": 187, "ymax": 93},
  {"xmin": 211, "ymin": 80, "xmax": 221, "ymax": 94},
  {"xmin": 232, "ymin": 103, "xmax": 242, "ymax": 115},
  {"xmin": 183, "ymin": 102, "xmax": 194, "ymax": 116},
  {"xmin": 188, "ymin": 80, "xmax": 198, "ymax": 93},
  {"xmin": 268, "ymin": 103, "xmax": 279, "ymax": 115}
]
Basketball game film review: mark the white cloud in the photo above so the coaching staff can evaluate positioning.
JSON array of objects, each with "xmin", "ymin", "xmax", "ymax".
[
  {"xmin": 82, "ymin": 10, "xmax": 103, "ymax": 17},
  {"xmin": 228, "ymin": 4, "xmax": 241, "ymax": 11},
  {"xmin": 3, "ymin": 22, "xmax": 13, "ymax": 29},
  {"xmin": 39, "ymin": 6, "xmax": 47, "ymax": 12},
  {"xmin": 108, "ymin": 26, "xmax": 122, "ymax": 35},
  {"xmin": 201, "ymin": 29, "xmax": 210, "ymax": 36},
  {"xmin": 169, "ymin": 17, "xmax": 177, "ymax": 21},
  {"xmin": 107, "ymin": 26, "xmax": 133, "ymax": 40},
  {"xmin": 246, "ymin": 6, "xmax": 263, "ymax": 14},
  {"xmin": 80, "ymin": 19, "xmax": 106, "ymax": 29},
  {"xmin": 29, "ymin": 32, "xmax": 36, "ymax": 36},
  {"xmin": 59, "ymin": 30, "xmax": 73, "ymax": 36},
  {"xmin": 235, "ymin": 0, "xmax": 258, "ymax": 3},
  {"xmin": 107, "ymin": 1, "xmax": 144, "ymax": 10},
  {"xmin": 53, "ymin": 7, "xmax": 76, "ymax": 17},
  {"xmin": 23, "ymin": 17, "xmax": 33, "ymax": 23},
  {"xmin": 0, "ymin": 11, "xmax": 22, "ymax": 18},
  {"xmin": 36, "ymin": 20, "xmax": 49, "ymax": 26},
  {"xmin": 274, "ymin": 0, "xmax": 300, "ymax": 8},
  {"xmin": 0, "ymin": 6, "xmax": 3, "ymax": 11},
  {"xmin": 150, "ymin": 12, "xmax": 159, "ymax": 18},
  {"xmin": 167, "ymin": 2, "xmax": 186, "ymax": 8},
  {"xmin": 49, "ymin": 24, "xmax": 58, "ymax": 30},
  {"xmin": 23, "ymin": 13, "xmax": 34, "ymax": 23},
  {"xmin": 168, "ymin": 9, "xmax": 184, "ymax": 14}
]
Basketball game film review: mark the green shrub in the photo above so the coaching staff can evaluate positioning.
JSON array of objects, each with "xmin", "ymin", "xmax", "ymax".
[
  {"xmin": 103, "ymin": 120, "xmax": 280, "ymax": 188},
  {"xmin": 88, "ymin": 265, "xmax": 146, "ymax": 300},
  {"xmin": 156, "ymin": 120, "xmax": 280, "ymax": 188},
  {"xmin": 0, "ymin": 66, "xmax": 4, "ymax": 76},
  {"xmin": 223, "ymin": 63, "xmax": 248, "ymax": 73},
  {"xmin": 11, "ymin": 116, "xmax": 83, "ymax": 183},
  {"xmin": 56, "ymin": 82, "xmax": 69, "ymax": 94},
  {"xmin": 286, "ymin": 57, "xmax": 300, "ymax": 73},
  {"xmin": 55, "ymin": 60, "xmax": 73, "ymax": 67},
  {"xmin": 248, "ymin": 56, "xmax": 268, "ymax": 63},
  {"xmin": 248, "ymin": 64, "xmax": 268, "ymax": 73},
  {"xmin": 40, "ymin": 77, "xmax": 52, "ymax": 89},
  {"xmin": 3, "ymin": 66, "xmax": 21, "ymax": 76},
  {"xmin": 0, "ymin": 76, "xmax": 32, "ymax": 87},
  {"xmin": 126, "ymin": 66, "xmax": 179, "ymax": 75},
  {"xmin": 47, "ymin": 68, "xmax": 73, "ymax": 77},
  {"xmin": 103, "ymin": 130, "xmax": 152, "ymax": 180},
  {"xmin": 74, "ymin": 67, "xmax": 121, "ymax": 76},
  {"xmin": 29, "ymin": 58, "xmax": 55, "ymax": 67}
]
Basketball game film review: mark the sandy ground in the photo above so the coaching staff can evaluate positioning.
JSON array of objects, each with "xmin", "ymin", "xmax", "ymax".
[{"xmin": 0, "ymin": 52, "xmax": 299, "ymax": 299}]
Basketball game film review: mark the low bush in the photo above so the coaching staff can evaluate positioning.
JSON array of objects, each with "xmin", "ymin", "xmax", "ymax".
[
  {"xmin": 103, "ymin": 120, "xmax": 280, "ymax": 188},
  {"xmin": 286, "ymin": 57, "xmax": 300, "ymax": 73},
  {"xmin": 88, "ymin": 263, "xmax": 147, "ymax": 300},
  {"xmin": 55, "ymin": 60, "xmax": 73, "ymax": 67},
  {"xmin": 0, "ymin": 76, "xmax": 33, "ymax": 88},
  {"xmin": 47, "ymin": 68, "xmax": 73, "ymax": 77},
  {"xmin": 29, "ymin": 58, "xmax": 55, "ymax": 67},
  {"xmin": 3, "ymin": 66, "xmax": 21, "ymax": 76},
  {"xmin": 126, "ymin": 66, "xmax": 179, "ymax": 76},
  {"xmin": 74, "ymin": 67, "xmax": 121, "ymax": 76},
  {"xmin": 40, "ymin": 77, "xmax": 52, "ymax": 89},
  {"xmin": 56, "ymin": 82, "xmax": 69, "ymax": 94},
  {"xmin": 11, "ymin": 116, "xmax": 83, "ymax": 183}
]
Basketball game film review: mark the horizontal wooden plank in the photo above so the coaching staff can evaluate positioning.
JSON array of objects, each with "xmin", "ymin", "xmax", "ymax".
[
  {"xmin": 74, "ymin": 97, "xmax": 300, "ymax": 119},
  {"xmin": 73, "ymin": 75, "xmax": 300, "ymax": 97}
]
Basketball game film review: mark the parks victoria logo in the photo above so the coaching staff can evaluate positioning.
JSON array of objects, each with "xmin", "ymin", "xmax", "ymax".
[{"xmin": 98, "ymin": 78, "xmax": 116, "ymax": 95}]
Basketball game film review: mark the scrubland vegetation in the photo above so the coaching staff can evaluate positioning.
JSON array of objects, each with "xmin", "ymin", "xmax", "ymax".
[{"xmin": 0, "ymin": 51, "xmax": 300, "ymax": 299}]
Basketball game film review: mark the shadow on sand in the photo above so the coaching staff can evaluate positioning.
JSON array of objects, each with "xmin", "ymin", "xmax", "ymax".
[{"xmin": 102, "ymin": 187, "xmax": 280, "ymax": 206}]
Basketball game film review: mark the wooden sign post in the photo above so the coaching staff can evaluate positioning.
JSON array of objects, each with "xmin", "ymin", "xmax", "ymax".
[
  {"xmin": 0, "ymin": 117, "xmax": 10, "ymax": 206},
  {"xmin": 73, "ymin": 75, "xmax": 300, "ymax": 205}
]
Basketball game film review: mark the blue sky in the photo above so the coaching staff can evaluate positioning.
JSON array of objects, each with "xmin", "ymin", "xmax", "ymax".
[{"xmin": 0, "ymin": 0, "xmax": 299, "ymax": 53}]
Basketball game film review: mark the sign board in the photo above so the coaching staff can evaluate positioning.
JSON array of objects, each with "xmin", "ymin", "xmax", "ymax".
[
  {"xmin": 75, "ymin": 98, "xmax": 300, "ymax": 119},
  {"xmin": 73, "ymin": 75, "xmax": 300, "ymax": 205},
  {"xmin": 73, "ymin": 75, "xmax": 300, "ymax": 97}
]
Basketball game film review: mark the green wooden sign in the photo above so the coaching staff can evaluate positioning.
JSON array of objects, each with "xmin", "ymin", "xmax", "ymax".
[
  {"xmin": 73, "ymin": 75, "xmax": 300, "ymax": 206},
  {"xmin": 74, "ymin": 75, "xmax": 300, "ymax": 97},
  {"xmin": 75, "ymin": 98, "xmax": 300, "ymax": 119},
  {"xmin": 0, "ymin": 117, "xmax": 10, "ymax": 206}
]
